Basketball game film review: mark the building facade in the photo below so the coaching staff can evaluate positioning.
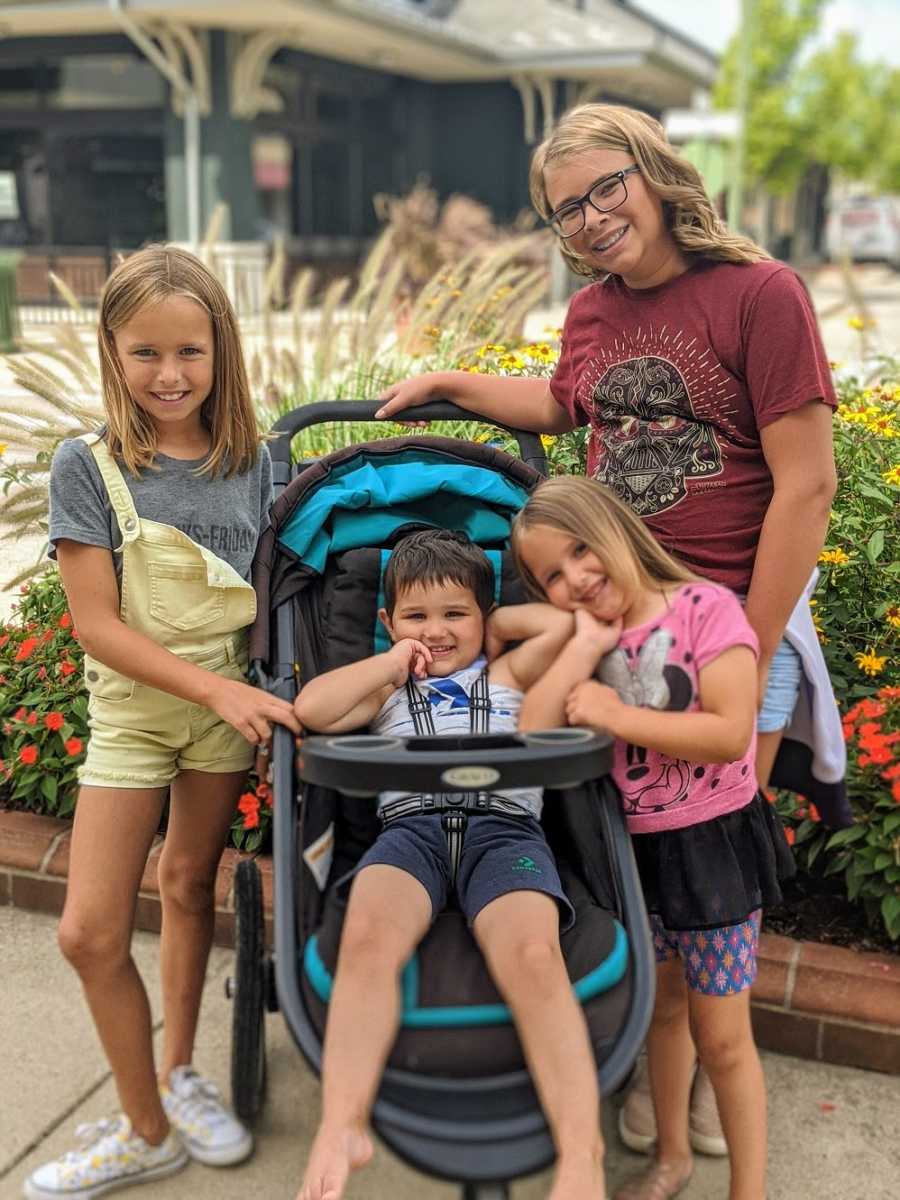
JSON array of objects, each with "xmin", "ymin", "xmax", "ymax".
[{"xmin": 0, "ymin": 0, "xmax": 717, "ymax": 295}]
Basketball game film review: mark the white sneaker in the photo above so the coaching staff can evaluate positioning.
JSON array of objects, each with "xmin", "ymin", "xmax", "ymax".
[
  {"xmin": 23, "ymin": 1115, "xmax": 188, "ymax": 1198},
  {"xmin": 160, "ymin": 1066, "xmax": 253, "ymax": 1166}
]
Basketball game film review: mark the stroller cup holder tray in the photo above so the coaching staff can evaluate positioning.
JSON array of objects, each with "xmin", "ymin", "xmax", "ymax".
[{"xmin": 297, "ymin": 727, "xmax": 614, "ymax": 795}]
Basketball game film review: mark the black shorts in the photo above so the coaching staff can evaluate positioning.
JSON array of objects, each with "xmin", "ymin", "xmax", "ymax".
[{"xmin": 355, "ymin": 812, "xmax": 575, "ymax": 930}]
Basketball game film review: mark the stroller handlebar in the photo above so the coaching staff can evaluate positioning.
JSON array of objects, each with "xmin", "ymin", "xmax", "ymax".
[
  {"xmin": 267, "ymin": 400, "xmax": 549, "ymax": 475},
  {"xmin": 296, "ymin": 727, "xmax": 613, "ymax": 795}
]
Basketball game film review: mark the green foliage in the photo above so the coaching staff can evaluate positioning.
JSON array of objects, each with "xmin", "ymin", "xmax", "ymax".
[
  {"xmin": 0, "ymin": 571, "xmax": 87, "ymax": 817},
  {"xmin": 714, "ymin": 0, "xmax": 900, "ymax": 192},
  {"xmin": 813, "ymin": 363, "xmax": 900, "ymax": 695},
  {"xmin": 774, "ymin": 689, "xmax": 900, "ymax": 940}
]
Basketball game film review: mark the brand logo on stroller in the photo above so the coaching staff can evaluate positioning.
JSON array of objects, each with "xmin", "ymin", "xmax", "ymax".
[
  {"xmin": 512, "ymin": 856, "xmax": 541, "ymax": 873},
  {"xmin": 441, "ymin": 765, "xmax": 500, "ymax": 788}
]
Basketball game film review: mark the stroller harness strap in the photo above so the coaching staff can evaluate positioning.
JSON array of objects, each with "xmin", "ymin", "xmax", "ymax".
[{"xmin": 383, "ymin": 669, "xmax": 531, "ymax": 881}]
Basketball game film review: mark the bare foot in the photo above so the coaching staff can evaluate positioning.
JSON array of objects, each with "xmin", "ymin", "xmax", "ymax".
[
  {"xmin": 549, "ymin": 1147, "xmax": 607, "ymax": 1200},
  {"xmin": 297, "ymin": 1125, "xmax": 374, "ymax": 1200}
]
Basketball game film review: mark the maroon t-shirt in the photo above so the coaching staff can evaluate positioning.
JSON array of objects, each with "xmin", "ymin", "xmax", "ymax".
[{"xmin": 549, "ymin": 260, "xmax": 836, "ymax": 592}]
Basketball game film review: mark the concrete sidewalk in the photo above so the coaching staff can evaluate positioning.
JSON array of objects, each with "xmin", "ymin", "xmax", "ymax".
[{"xmin": 1, "ymin": 907, "xmax": 896, "ymax": 1200}]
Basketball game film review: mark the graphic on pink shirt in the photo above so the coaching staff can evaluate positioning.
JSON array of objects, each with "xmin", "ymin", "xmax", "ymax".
[
  {"xmin": 598, "ymin": 584, "xmax": 759, "ymax": 833},
  {"xmin": 599, "ymin": 627, "xmax": 694, "ymax": 813}
]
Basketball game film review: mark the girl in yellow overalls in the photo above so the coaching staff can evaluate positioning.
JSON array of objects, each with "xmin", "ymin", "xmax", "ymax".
[{"xmin": 26, "ymin": 247, "xmax": 300, "ymax": 1200}]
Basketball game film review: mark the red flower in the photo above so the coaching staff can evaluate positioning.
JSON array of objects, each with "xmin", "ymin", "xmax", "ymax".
[
  {"xmin": 237, "ymin": 791, "xmax": 261, "ymax": 830},
  {"xmin": 256, "ymin": 781, "xmax": 273, "ymax": 808},
  {"xmin": 64, "ymin": 737, "xmax": 83, "ymax": 757},
  {"xmin": 44, "ymin": 712, "xmax": 65, "ymax": 731},
  {"xmin": 0, "ymin": 633, "xmax": 8, "ymax": 648},
  {"xmin": 25, "ymin": 712, "xmax": 37, "ymax": 726},
  {"xmin": 877, "ymin": 686, "xmax": 900, "ymax": 701},
  {"xmin": 809, "ymin": 803, "xmax": 821, "ymax": 822},
  {"xmin": 882, "ymin": 764, "xmax": 900, "ymax": 781},
  {"xmin": 15, "ymin": 637, "xmax": 38, "ymax": 662},
  {"xmin": 41, "ymin": 629, "xmax": 54, "ymax": 644},
  {"xmin": 13, "ymin": 707, "xmax": 26, "ymax": 721},
  {"xmin": 59, "ymin": 613, "xmax": 72, "ymax": 629},
  {"xmin": 19, "ymin": 745, "xmax": 38, "ymax": 765},
  {"xmin": 59, "ymin": 662, "xmax": 76, "ymax": 677},
  {"xmin": 784, "ymin": 826, "xmax": 796, "ymax": 846},
  {"xmin": 893, "ymin": 780, "xmax": 900, "ymax": 804},
  {"xmin": 37, "ymin": 666, "xmax": 47, "ymax": 680}
]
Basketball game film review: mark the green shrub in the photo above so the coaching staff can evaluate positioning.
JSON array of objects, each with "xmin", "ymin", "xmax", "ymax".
[
  {"xmin": 0, "ymin": 571, "xmax": 87, "ymax": 815},
  {"xmin": 774, "ymin": 686, "xmax": 900, "ymax": 940}
]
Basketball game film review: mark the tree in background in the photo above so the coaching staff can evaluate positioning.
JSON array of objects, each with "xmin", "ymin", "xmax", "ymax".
[{"xmin": 715, "ymin": 0, "xmax": 900, "ymax": 196}]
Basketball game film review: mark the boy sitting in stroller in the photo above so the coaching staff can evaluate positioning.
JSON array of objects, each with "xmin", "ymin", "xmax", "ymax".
[{"xmin": 294, "ymin": 528, "xmax": 615, "ymax": 1200}]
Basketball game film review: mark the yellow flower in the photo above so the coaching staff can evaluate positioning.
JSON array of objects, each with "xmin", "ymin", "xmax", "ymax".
[
  {"xmin": 885, "ymin": 605, "xmax": 900, "ymax": 630},
  {"xmin": 810, "ymin": 600, "xmax": 829, "ymax": 644},
  {"xmin": 847, "ymin": 316, "xmax": 865, "ymax": 330},
  {"xmin": 0, "ymin": 442, "xmax": 6, "ymax": 456},
  {"xmin": 883, "ymin": 465, "xmax": 900, "ymax": 487},
  {"xmin": 818, "ymin": 548, "xmax": 851, "ymax": 566},
  {"xmin": 855, "ymin": 648, "xmax": 887, "ymax": 677},
  {"xmin": 540, "ymin": 435, "xmax": 557, "ymax": 450}
]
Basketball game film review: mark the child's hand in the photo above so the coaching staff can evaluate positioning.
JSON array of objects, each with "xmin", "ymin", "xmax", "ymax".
[
  {"xmin": 387, "ymin": 638, "xmax": 433, "ymax": 685},
  {"xmin": 565, "ymin": 679, "xmax": 623, "ymax": 733},
  {"xmin": 572, "ymin": 608, "xmax": 623, "ymax": 658},
  {"xmin": 207, "ymin": 677, "xmax": 302, "ymax": 745}
]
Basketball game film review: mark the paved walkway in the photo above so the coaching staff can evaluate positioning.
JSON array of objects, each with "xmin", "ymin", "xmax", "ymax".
[{"xmin": 2, "ymin": 907, "xmax": 897, "ymax": 1200}]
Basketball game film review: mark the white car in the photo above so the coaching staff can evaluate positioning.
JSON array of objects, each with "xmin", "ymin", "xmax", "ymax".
[{"xmin": 825, "ymin": 195, "xmax": 900, "ymax": 269}]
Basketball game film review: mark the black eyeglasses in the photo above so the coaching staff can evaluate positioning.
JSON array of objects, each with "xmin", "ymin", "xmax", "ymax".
[{"xmin": 547, "ymin": 166, "xmax": 641, "ymax": 238}]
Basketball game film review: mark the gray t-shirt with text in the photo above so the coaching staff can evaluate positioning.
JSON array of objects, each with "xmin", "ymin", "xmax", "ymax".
[{"xmin": 48, "ymin": 437, "xmax": 273, "ymax": 582}]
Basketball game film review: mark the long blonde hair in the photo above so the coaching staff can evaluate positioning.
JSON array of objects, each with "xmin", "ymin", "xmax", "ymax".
[
  {"xmin": 529, "ymin": 103, "xmax": 769, "ymax": 279},
  {"xmin": 98, "ymin": 245, "xmax": 261, "ymax": 476},
  {"xmin": 512, "ymin": 476, "xmax": 699, "ymax": 602}
]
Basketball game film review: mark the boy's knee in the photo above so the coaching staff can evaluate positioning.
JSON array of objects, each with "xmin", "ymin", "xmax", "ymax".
[
  {"xmin": 340, "ymin": 908, "xmax": 404, "ymax": 971},
  {"xmin": 489, "ymin": 933, "xmax": 564, "ymax": 987}
]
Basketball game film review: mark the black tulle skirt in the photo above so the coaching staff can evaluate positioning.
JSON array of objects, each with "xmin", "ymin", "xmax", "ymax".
[{"xmin": 631, "ymin": 792, "xmax": 796, "ymax": 932}]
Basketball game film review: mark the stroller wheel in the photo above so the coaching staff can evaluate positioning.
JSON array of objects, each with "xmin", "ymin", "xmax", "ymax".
[{"xmin": 230, "ymin": 858, "xmax": 268, "ymax": 1122}]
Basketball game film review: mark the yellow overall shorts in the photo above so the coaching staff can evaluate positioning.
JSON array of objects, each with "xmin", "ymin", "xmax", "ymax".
[{"xmin": 78, "ymin": 434, "xmax": 257, "ymax": 788}]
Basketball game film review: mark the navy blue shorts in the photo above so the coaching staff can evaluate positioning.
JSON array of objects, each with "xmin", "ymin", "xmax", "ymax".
[{"xmin": 354, "ymin": 812, "xmax": 575, "ymax": 930}]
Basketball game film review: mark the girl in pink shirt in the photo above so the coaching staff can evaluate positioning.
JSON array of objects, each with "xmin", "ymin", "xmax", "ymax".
[{"xmin": 511, "ymin": 475, "xmax": 793, "ymax": 1200}]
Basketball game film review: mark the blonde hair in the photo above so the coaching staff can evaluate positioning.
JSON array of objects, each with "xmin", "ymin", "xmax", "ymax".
[
  {"xmin": 511, "ymin": 476, "xmax": 699, "ymax": 602},
  {"xmin": 529, "ymin": 103, "xmax": 769, "ymax": 280},
  {"xmin": 98, "ymin": 245, "xmax": 261, "ymax": 476}
]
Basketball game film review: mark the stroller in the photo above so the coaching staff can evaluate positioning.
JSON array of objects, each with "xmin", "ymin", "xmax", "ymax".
[{"xmin": 228, "ymin": 401, "xmax": 655, "ymax": 1199}]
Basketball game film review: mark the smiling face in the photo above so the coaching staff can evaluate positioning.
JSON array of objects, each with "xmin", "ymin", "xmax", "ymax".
[
  {"xmin": 543, "ymin": 148, "xmax": 687, "ymax": 289},
  {"xmin": 112, "ymin": 295, "xmax": 214, "ymax": 441},
  {"xmin": 380, "ymin": 580, "xmax": 486, "ymax": 678},
  {"xmin": 516, "ymin": 524, "xmax": 631, "ymax": 624}
]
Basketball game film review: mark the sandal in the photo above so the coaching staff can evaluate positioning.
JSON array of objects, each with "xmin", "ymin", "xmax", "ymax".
[{"xmin": 614, "ymin": 1158, "xmax": 694, "ymax": 1200}]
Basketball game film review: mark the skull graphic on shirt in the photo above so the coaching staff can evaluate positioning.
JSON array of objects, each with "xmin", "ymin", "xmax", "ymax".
[{"xmin": 589, "ymin": 355, "xmax": 723, "ymax": 515}]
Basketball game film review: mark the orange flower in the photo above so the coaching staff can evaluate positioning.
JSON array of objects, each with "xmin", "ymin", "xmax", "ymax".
[
  {"xmin": 14, "ymin": 637, "xmax": 38, "ymax": 662},
  {"xmin": 893, "ymin": 779, "xmax": 900, "ymax": 804},
  {"xmin": 59, "ymin": 662, "xmax": 76, "ymax": 677},
  {"xmin": 784, "ymin": 826, "xmax": 796, "ymax": 846},
  {"xmin": 809, "ymin": 803, "xmax": 821, "ymax": 822},
  {"xmin": 877, "ymin": 686, "xmax": 900, "ymax": 700},
  {"xmin": 238, "ymin": 791, "xmax": 261, "ymax": 830},
  {"xmin": 59, "ymin": 612, "xmax": 72, "ymax": 629},
  {"xmin": 256, "ymin": 781, "xmax": 272, "ymax": 808},
  {"xmin": 64, "ymin": 737, "xmax": 83, "ymax": 756},
  {"xmin": 44, "ymin": 712, "xmax": 65, "ymax": 731},
  {"xmin": 19, "ymin": 745, "xmax": 38, "ymax": 765},
  {"xmin": 882, "ymin": 763, "xmax": 900, "ymax": 781}
]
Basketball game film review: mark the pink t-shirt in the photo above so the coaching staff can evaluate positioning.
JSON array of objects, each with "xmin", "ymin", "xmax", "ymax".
[
  {"xmin": 549, "ymin": 260, "xmax": 836, "ymax": 593},
  {"xmin": 598, "ymin": 582, "xmax": 759, "ymax": 833}
]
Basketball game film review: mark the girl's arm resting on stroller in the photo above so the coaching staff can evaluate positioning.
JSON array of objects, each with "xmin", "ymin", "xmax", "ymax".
[
  {"xmin": 294, "ymin": 640, "xmax": 431, "ymax": 733},
  {"xmin": 566, "ymin": 645, "xmax": 756, "ymax": 763},
  {"xmin": 56, "ymin": 541, "xmax": 300, "ymax": 742},
  {"xmin": 376, "ymin": 372, "xmax": 575, "ymax": 434}
]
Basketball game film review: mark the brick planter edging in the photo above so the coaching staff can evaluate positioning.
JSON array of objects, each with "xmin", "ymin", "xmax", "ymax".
[{"xmin": 2, "ymin": 810, "xmax": 898, "ymax": 1074}]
